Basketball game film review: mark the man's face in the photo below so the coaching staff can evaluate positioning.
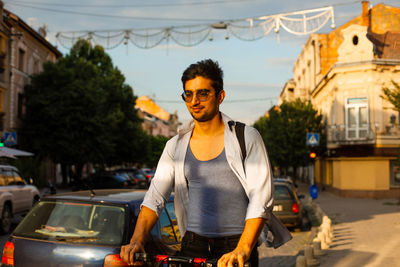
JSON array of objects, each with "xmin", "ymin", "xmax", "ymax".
[{"xmin": 183, "ymin": 76, "xmax": 224, "ymax": 122}]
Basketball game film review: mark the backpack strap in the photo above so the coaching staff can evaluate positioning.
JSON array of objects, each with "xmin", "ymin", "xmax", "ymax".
[
  {"xmin": 228, "ymin": 120, "xmax": 246, "ymax": 164},
  {"xmin": 235, "ymin": 122, "xmax": 246, "ymax": 162}
]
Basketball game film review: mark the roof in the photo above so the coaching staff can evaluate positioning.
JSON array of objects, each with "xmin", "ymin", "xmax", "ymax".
[
  {"xmin": 135, "ymin": 96, "xmax": 170, "ymax": 122},
  {"xmin": 299, "ymin": 3, "xmax": 400, "ymax": 77},
  {"xmin": 0, "ymin": 164, "xmax": 18, "ymax": 170},
  {"xmin": 367, "ymin": 31, "xmax": 400, "ymax": 59},
  {"xmin": 44, "ymin": 189, "xmax": 148, "ymax": 205},
  {"xmin": 4, "ymin": 9, "xmax": 62, "ymax": 58}
]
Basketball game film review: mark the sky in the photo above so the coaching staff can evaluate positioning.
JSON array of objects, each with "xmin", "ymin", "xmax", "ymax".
[{"xmin": 5, "ymin": 0, "xmax": 400, "ymax": 125}]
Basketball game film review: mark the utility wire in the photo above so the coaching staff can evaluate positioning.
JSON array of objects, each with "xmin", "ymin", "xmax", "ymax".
[
  {"xmin": 6, "ymin": 0, "xmax": 259, "ymax": 8},
  {"xmin": 5, "ymin": 0, "xmax": 361, "ymax": 24},
  {"xmin": 5, "ymin": 2, "xmax": 224, "ymax": 22}
]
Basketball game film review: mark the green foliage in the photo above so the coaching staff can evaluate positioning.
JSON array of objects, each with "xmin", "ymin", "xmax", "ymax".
[
  {"xmin": 381, "ymin": 80, "xmax": 400, "ymax": 112},
  {"xmin": 145, "ymin": 135, "xmax": 169, "ymax": 168},
  {"xmin": 22, "ymin": 40, "xmax": 144, "ymax": 169},
  {"xmin": 253, "ymin": 99, "xmax": 325, "ymax": 171},
  {"xmin": 13, "ymin": 157, "xmax": 49, "ymax": 188}
]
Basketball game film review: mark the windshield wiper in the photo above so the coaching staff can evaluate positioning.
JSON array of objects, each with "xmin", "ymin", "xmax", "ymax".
[{"xmin": 54, "ymin": 236, "xmax": 99, "ymax": 242}]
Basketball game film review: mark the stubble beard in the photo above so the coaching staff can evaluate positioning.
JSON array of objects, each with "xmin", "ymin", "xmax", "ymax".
[
  {"xmin": 190, "ymin": 111, "xmax": 213, "ymax": 122},
  {"xmin": 189, "ymin": 106, "xmax": 220, "ymax": 122}
]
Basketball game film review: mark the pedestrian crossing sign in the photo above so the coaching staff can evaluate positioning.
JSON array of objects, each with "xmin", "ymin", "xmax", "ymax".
[
  {"xmin": 4, "ymin": 132, "xmax": 17, "ymax": 146},
  {"xmin": 306, "ymin": 132, "xmax": 319, "ymax": 146}
]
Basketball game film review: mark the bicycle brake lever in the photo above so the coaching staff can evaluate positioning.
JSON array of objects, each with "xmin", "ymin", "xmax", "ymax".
[{"xmin": 134, "ymin": 252, "xmax": 149, "ymax": 262}]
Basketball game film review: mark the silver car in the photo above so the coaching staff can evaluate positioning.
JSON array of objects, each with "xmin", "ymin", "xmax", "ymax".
[{"xmin": 0, "ymin": 164, "xmax": 40, "ymax": 233}]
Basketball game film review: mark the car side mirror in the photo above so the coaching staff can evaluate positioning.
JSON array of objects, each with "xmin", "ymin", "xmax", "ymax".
[{"xmin": 298, "ymin": 194, "xmax": 305, "ymax": 199}]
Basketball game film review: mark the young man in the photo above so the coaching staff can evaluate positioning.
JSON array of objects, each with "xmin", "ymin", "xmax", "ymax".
[{"xmin": 120, "ymin": 59, "xmax": 273, "ymax": 267}]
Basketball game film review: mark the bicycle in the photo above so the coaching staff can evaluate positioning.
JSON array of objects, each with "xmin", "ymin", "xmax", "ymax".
[{"xmin": 134, "ymin": 253, "xmax": 251, "ymax": 267}]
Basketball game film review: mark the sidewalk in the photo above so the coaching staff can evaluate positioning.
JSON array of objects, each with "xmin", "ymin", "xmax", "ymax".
[
  {"xmin": 258, "ymin": 182, "xmax": 317, "ymax": 266},
  {"xmin": 314, "ymin": 188, "xmax": 400, "ymax": 267}
]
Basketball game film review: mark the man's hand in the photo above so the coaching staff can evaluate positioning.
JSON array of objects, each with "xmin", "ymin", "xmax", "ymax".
[
  {"xmin": 217, "ymin": 246, "xmax": 251, "ymax": 267},
  {"xmin": 218, "ymin": 217, "xmax": 266, "ymax": 267},
  {"xmin": 120, "ymin": 241, "xmax": 145, "ymax": 266},
  {"xmin": 120, "ymin": 206, "xmax": 159, "ymax": 265}
]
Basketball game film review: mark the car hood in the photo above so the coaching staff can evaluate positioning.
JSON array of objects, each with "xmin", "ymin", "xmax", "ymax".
[{"xmin": 11, "ymin": 236, "xmax": 119, "ymax": 267}]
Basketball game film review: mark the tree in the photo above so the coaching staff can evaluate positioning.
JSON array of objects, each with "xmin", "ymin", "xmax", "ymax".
[
  {"xmin": 381, "ymin": 81, "xmax": 400, "ymax": 203},
  {"xmin": 22, "ymin": 40, "xmax": 144, "ymax": 184},
  {"xmin": 381, "ymin": 80, "xmax": 400, "ymax": 112},
  {"xmin": 253, "ymin": 99, "xmax": 325, "ymax": 177},
  {"xmin": 145, "ymin": 135, "xmax": 169, "ymax": 168}
]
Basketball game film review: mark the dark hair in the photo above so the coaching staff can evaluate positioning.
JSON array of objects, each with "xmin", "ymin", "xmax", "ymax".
[{"xmin": 181, "ymin": 59, "xmax": 224, "ymax": 95}]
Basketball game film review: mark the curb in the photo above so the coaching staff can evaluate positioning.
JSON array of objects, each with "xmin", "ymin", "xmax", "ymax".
[{"xmin": 296, "ymin": 195, "xmax": 333, "ymax": 267}]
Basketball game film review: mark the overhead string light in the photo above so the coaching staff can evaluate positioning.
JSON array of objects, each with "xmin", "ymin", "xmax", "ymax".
[{"xmin": 55, "ymin": 6, "xmax": 335, "ymax": 50}]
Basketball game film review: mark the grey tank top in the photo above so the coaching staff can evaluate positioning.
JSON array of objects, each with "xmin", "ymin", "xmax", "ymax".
[{"xmin": 184, "ymin": 145, "xmax": 248, "ymax": 237}]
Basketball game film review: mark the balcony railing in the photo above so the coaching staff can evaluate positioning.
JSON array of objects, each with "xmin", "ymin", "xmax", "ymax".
[{"xmin": 327, "ymin": 123, "xmax": 377, "ymax": 145}]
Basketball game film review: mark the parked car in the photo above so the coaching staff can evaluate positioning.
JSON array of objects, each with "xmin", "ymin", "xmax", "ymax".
[
  {"xmin": 141, "ymin": 168, "xmax": 155, "ymax": 181},
  {"xmin": 0, "ymin": 164, "xmax": 40, "ymax": 234},
  {"xmin": 2, "ymin": 189, "xmax": 180, "ymax": 266},
  {"xmin": 114, "ymin": 168, "xmax": 149, "ymax": 189},
  {"xmin": 273, "ymin": 177, "xmax": 298, "ymax": 191},
  {"xmin": 272, "ymin": 181, "xmax": 307, "ymax": 230},
  {"xmin": 75, "ymin": 172, "xmax": 136, "ymax": 191}
]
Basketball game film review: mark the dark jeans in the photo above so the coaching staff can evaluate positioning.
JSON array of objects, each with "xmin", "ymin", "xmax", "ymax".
[{"xmin": 180, "ymin": 231, "xmax": 258, "ymax": 267}]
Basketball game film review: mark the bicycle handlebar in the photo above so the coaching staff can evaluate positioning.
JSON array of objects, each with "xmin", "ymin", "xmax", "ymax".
[{"xmin": 134, "ymin": 253, "xmax": 250, "ymax": 267}]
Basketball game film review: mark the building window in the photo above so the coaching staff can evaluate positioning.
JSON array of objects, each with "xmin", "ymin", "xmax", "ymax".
[
  {"xmin": 352, "ymin": 35, "xmax": 359, "ymax": 46},
  {"xmin": 17, "ymin": 93, "xmax": 23, "ymax": 118},
  {"xmin": 345, "ymin": 97, "xmax": 369, "ymax": 139},
  {"xmin": 0, "ymin": 36, "xmax": 5, "ymax": 75},
  {"xmin": 33, "ymin": 60, "xmax": 40, "ymax": 74},
  {"xmin": 0, "ymin": 89, "xmax": 4, "ymax": 111},
  {"xmin": 330, "ymin": 102, "xmax": 335, "ymax": 125},
  {"xmin": 18, "ymin": 49, "xmax": 25, "ymax": 71}
]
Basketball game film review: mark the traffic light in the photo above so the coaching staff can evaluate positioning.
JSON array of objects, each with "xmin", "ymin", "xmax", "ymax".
[
  {"xmin": 308, "ymin": 148, "xmax": 317, "ymax": 162},
  {"xmin": 0, "ymin": 138, "xmax": 3, "ymax": 147}
]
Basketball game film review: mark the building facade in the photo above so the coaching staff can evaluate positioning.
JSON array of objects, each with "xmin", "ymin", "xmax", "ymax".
[
  {"xmin": 0, "ymin": 2, "xmax": 10, "ymax": 134},
  {"xmin": 279, "ymin": 1, "xmax": 400, "ymax": 198},
  {"xmin": 135, "ymin": 96, "xmax": 179, "ymax": 138},
  {"xmin": 1, "ymin": 5, "xmax": 61, "ymax": 145}
]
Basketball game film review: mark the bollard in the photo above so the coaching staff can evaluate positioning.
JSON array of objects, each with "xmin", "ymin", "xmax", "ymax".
[
  {"xmin": 324, "ymin": 222, "xmax": 334, "ymax": 240},
  {"xmin": 313, "ymin": 241, "xmax": 326, "ymax": 257},
  {"xmin": 320, "ymin": 221, "xmax": 331, "ymax": 231},
  {"xmin": 322, "ymin": 216, "xmax": 330, "ymax": 224},
  {"xmin": 295, "ymin": 255, "xmax": 307, "ymax": 267},
  {"xmin": 322, "ymin": 227, "xmax": 332, "ymax": 244},
  {"xmin": 318, "ymin": 231, "xmax": 329, "ymax": 249},
  {"xmin": 321, "ymin": 219, "xmax": 332, "ymax": 231},
  {"xmin": 304, "ymin": 245, "xmax": 320, "ymax": 266}
]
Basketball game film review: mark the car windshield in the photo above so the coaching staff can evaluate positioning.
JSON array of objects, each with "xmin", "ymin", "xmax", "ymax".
[
  {"xmin": 114, "ymin": 175, "xmax": 128, "ymax": 182},
  {"xmin": 123, "ymin": 170, "xmax": 146, "ymax": 180},
  {"xmin": 274, "ymin": 185, "xmax": 293, "ymax": 200},
  {"xmin": 143, "ymin": 169, "xmax": 155, "ymax": 175},
  {"xmin": 116, "ymin": 172, "xmax": 131, "ymax": 180},
  {"xmin": 134, "ymin": 173, "xmax": 146, "ymax": 180},
  {"xmin": 13, "ymin": 200, "xmax": 126, "ymax": 246}
]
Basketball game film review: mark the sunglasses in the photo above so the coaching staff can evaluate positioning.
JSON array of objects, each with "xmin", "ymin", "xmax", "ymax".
[{"xmin": 181, "ymin": 89, "xmax": 212, "ymax": 103}]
